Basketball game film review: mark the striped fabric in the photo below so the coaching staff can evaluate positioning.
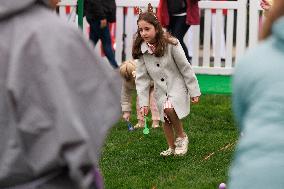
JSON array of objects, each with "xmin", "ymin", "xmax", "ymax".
[
  {"xmin": 146, "ymin": 42, "xmax": 156, "ymax": 54},
  {"xmin": 163, "ymin": 99, "xmax": 174, "ymax": 123}
]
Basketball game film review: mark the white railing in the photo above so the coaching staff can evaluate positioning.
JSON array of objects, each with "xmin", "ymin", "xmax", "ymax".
[
  {"xmin": 57, "ymin": 0, "xmax": 77, "ymax": 24},
  {"xmin": 249, "ymin": 0, "xmax": 263, "ymax": 48},
  {"xmin": 192, "ymin": 0, "xmax": 248, "ymax": 75},
  {"xmin": 57, "ymin": 0, "xmax": 90, "ymax": 35},
  {"xmin": 58, "ymin": 0, "xmax": 264, "ymax": 75}
]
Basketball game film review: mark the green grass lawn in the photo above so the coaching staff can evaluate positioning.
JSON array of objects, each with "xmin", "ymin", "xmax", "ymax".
[
  {"xmin": 197, "ymin": 74, "xmax": 232, "ymax": 95},
  {"xmin": 100, "ymin": 94, "xmax": 238, "ymax": 189}
]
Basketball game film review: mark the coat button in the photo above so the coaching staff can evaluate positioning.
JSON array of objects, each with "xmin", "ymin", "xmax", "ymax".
[
  {"xmin": 157, "ymin": 64, "xmax": 160, "ymax": 67},
  {"xmin": 161, "ymin": 78, "xmax": 164, "ymax": 81}
]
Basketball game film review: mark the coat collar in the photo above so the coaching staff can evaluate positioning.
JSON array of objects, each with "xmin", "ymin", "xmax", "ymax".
[{"xmin": 141, "ymin": 42, "xmax": 154, "ymax": 54}]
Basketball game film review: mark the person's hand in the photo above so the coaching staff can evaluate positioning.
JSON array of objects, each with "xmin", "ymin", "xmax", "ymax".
[
  {"xmin": 140, "ymin": 106, "xmax": 149, "ymax": 116},
  {"xmin": 191, "ymin": 96, "xmax": 200, "ymax": 104},
  {"xmin": 50, "ymin": 0, "xmax": 60, "ymax": 9},
  {"xmin": 260, "ymin": 0, "xmax": 272, "ymax": 11},
  {"xmin": 100, "ymin": 19, "xmax": 107, "ymax": 28},
  {"xmin": 122, "ymin": 112, "xmax": 131, "ymax": 121}
]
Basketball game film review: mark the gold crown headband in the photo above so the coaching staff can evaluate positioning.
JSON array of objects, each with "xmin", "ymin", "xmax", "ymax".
[{"xmin": 137, "ymin": 3, "xmax": 157, "ymax": 20}]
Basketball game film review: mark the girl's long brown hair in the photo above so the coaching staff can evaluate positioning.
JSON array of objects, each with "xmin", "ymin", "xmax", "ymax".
[
  {"xmin": 260, "ymin": 0, "xmax": 284, "ymax": 40},
  {"xmin": 132, "ymin": 8, "xmax": 177, "ymax": 59}
]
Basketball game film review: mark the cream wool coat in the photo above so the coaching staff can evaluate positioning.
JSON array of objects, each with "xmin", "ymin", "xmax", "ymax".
[
  {"xmin": 121, "ymin": 80, "xmax": 136, "ymax": 112},
  {"xmin": 135, "ymin": 40, "xmax": 201, "ymax": 122}
]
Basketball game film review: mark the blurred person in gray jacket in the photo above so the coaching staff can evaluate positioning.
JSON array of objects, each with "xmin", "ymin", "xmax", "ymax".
[{"xmin": 0, "ymin": 0, "xmax": 121, "ymax": 188}]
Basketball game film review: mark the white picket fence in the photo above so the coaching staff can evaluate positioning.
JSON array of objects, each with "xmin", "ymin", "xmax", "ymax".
[
  {"xmin": 57, "ymin": 0, "xmax": 77, "ymax": 24},
  {"xmin": 57, "ymin": 0, "xmax": 90, "ymax": 35},
  {"xmin": 195, "ymin": 0, "xmax": 247, "ymax": 75},
  {"xmin": 57, "ymin": 0, "xmax": 264, "ymax": 75},
  {"xmin": 249, "ymin": 0, "xmax": 264, "ymax": 48}
]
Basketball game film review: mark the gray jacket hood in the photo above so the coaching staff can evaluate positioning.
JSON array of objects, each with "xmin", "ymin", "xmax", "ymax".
[
  {"xmin": 0, "ymin": 0, "xmax": 50, "ymax": 19},
  {"xmin": 0, "ymin": 0, "xmax": 121, "ymax": 186}
]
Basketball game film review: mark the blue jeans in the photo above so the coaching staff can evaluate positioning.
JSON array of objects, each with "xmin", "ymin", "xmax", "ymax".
[
  {"xmin": 87, "ymin": 18, "xmax": 118, "ymax": 69},
  {"xmin": 168, "ymin": 15, "xmax": 191, "ymax": 63}
]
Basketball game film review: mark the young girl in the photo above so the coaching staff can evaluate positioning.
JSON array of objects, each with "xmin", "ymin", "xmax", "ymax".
[
  {"xmin": 133, "ymin": 4, "xmax": 201, "ymax": 156},
  {"xmin": 120, "ymin": 60, "xmax": 160, "ymax": 129}
]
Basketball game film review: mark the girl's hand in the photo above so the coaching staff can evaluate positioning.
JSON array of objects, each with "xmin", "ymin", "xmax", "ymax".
[
  {"xmin": 100, "ymin": 19, "xmax": 107, "ymax": 28},
  {"xmin": 122, "ymin": 112, "xmax": 131, "ymax": 121},
  {"xmin": 191, "ymin": 96, "xmax": 200, "ymax": 104},
  {"xmin": 140, "ymin": 106, "xmax": 149, "ymax": 116}
]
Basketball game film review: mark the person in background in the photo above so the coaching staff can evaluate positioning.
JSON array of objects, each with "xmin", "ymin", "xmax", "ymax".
[
  {"xmin": 84, "ymin": 0, "xmax": 119, "ymax": 69},
  {"xmin": 0, "ymin": 0, "xmax": 121, "ymax": 188},
  {"xmin": 134, "ymin": 4, "xmax": 200, "ymax": 157},
  {"xmin": 228, "ymin": 0, "xmax": 284, "ymax": 188},
  {"xmin": 260, "ymin": 0, "xmax": 273, "ymax": 12},
  {"xmin": 157, "ymin": 0, "xmax": 200, "ymax": 63},
  {"xmin": 120, "ymin": 60, "xmax": 160, "ymax": 129}
]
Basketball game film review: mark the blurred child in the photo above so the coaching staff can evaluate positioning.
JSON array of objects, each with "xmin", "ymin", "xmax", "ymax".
[
  {"xmin": 133, "ymin": 4, "xmax": 201, "ymax": 156},
  {"xmin": 229, "ymin": 1, "xmax": 284, "ymax": 188},
  {"xmin": 120, "ymin": 60, "xmax": 160, "ymax": 129}
]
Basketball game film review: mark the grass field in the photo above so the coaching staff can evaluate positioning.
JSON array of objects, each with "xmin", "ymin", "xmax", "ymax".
[
  {"xmin": 197, "ymin": 74, "xmax": 232, "ymax": 95},
  {"xmin": 100, "ymin": 94, "xmax": 238, "ymax": 189}
]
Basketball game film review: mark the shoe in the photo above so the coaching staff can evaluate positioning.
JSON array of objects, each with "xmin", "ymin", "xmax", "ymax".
[
  {"xmin": 160, "ymin": 148, "xmax": 175, "ymax": 156},
  {"xmin": 174, "ymin": 134, "xmax": 189, "ymax": 156},
  {"xmin": 134, "ymin": 123, "xmax": 144, "ymax": 129},
  {"xmin": 152, "ymin": 124, "xmax": 160, "ymax": 128}
]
